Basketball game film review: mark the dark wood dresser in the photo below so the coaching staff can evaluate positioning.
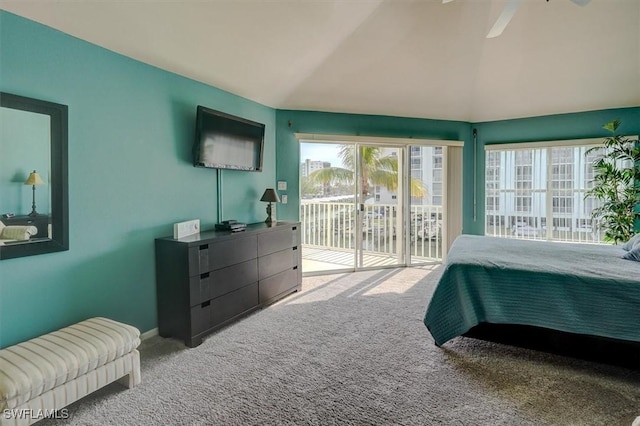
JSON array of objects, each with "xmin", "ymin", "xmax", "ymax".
[{"xmin": 155, "ymin": 221, "xmax": 302, "ymax": 347}]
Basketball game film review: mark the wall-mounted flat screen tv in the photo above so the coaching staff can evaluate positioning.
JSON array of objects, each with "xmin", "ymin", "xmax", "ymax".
[{"xmin": 193, "ymin": 105, "xmax": 265, "ymax": 172}]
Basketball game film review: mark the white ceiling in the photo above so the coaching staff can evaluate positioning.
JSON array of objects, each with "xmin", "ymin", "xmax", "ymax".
[{"xmin": 1, "ymin": 0, "xmax": 639, "ymax": 122}]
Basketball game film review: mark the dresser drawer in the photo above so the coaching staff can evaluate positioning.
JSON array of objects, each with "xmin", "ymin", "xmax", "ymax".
[
  {"xmin": 259, "ymin": 267, "xmax": 297, "ymax": 304},
  {"xmin": 190, "ymin": 301, "xmax": 211, "ymax": 336},
  {"xmin": 189, "ymin": 236, "xmax": 258, "ymax": 275},
  {"xmin": 189, "ymin": 272, "xmax": 213, "ymax": 306},
  {"xmin": 210, "ymin": 258, "xmax": 258, "ymax": 299},
  {"xmin": 210, "ymin": 235, "xmax": 257, "ymax": 269},
  {"xmin": 292, "ymin": 245, "xmax": 300, "ymax": 267},
  {"xmin": 258, "ymin": 225, "xmax": 298, "ymax": 257},
  {"xmin": 189, "ymin": 259, "xmax": 258, "ymax": 306},
  {"xmin": 188, "ymin": 245, "xmax": 211, "ymax": 276},
  {"xmin": 211, "ymin": 282, "xmax": 259, "ymax": 326},
  {"xmin": 259, "ymin": 248, "xmax": 294, "ymax": 279}
]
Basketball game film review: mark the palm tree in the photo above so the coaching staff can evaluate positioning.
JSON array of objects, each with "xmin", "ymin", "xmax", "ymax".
[
  {"xmin": 308, "ymin": 145, "xmax": 426, "ymax": 201},
  {"xmin": 300, "ymin": 175, "xmax": 319, "ymax": 198}
]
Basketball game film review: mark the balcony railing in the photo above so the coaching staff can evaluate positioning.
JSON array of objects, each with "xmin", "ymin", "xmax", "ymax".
[
  {"xmin": 300, "ymin": 201, "xmax": 444, "ymax": 263},
  {"xmin": 485, "ymin": 212, "xmax": 605, "ymax": 243}
]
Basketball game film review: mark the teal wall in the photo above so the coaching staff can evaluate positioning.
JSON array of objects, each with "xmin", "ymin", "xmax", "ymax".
[
  {"xmin": 0, "ymin": 108, "xmax": 50, "ymax": 216},
  {"xmin": 0, "ymin": 12, "xmax": 276, "ymax": 347}
]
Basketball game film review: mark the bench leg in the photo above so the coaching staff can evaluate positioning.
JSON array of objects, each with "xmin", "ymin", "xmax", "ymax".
[
  {"xmin": 117, "ymin": 372, "xmax": 137, "ymax": 389},
  {"xmin": 116, "ymin": 349, "xmax": 141, "ymax": 388}
]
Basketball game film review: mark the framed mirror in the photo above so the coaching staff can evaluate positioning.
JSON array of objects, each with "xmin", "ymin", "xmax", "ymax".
[{"xmin": 0, "ymin": 92, "xmax": 68, "ymax": 260}]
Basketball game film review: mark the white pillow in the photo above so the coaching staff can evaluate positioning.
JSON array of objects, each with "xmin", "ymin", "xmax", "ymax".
[{"xmin": 622, "ymin": 233, "xmax": 640, "ymax": 251}]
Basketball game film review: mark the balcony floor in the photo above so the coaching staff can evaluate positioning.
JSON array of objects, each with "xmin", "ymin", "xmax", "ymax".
[{"xmin": 302, "ymin": 245, "xmax": 440, "ymax": 274}]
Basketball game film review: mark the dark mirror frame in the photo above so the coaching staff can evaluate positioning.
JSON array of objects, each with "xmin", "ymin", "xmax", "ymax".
[{"xmin": 0, "ymin": 92, "xmax": 68, "ymax": 260}]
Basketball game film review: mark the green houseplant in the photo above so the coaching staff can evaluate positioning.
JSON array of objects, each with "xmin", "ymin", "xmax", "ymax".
[{"xmin": 585, "ymin": 120, "xmax": 640, "ymax": 244}]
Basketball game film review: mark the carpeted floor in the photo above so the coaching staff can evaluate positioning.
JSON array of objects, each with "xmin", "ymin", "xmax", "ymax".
[{"xmin": 41, "ymin": 266, "xmax": 640, "ymax": 425}]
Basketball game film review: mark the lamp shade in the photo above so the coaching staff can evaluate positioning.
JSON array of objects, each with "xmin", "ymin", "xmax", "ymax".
[
  {"xmin": 24, "ymin": 170, "xmax": 45, "ymax": 186},
  {"xmin": 260, "ymin": 188, "xmax": 280, "ymax": 203}
]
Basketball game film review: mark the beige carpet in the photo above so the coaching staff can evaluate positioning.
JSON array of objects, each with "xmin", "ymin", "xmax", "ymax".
[{"xmin": 41, "ymin": 266, "xmax": 640, "ymax": 425}]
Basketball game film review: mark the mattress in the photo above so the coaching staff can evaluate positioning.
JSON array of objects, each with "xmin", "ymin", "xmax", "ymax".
[{"xmin": 423, "ymin": 235, "xmax": 640, "ymax": 346}]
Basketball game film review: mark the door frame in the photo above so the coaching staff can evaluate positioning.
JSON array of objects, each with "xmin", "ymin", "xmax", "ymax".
[
  {"xmin": 353, "ymin": 142, "xmax": 406, "ymax": 271},
  {"xmin": 297, "ymin": 133, "xmax": 463, "ymax": 276}
]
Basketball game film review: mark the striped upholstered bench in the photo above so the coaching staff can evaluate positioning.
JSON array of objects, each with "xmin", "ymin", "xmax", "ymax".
[{"xmin": 0, "ymin": 317, "xmax": 141, "ymax": 426}]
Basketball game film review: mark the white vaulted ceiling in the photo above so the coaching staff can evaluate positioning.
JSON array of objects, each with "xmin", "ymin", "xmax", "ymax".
[{"xmin": 1, "ymin": 0, "xmax": 638, "ymax": 122}]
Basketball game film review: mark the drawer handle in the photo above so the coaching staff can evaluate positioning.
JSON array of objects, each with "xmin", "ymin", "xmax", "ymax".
[
  {"xmin": 293, "ymin": 266, "xmax": 298, "ymax": 270},
  {"xmin": 201, "ymin": 300, "xmax": 211, "ymax": 308},
  {"xmin": 200, "ymin": 272, "xmax": 209, "ymax": 279},
  {"xmin": 292, "ymin": 226, "xmax": 297, "ymax": 231},
  {"xmin": 292, "ymin": 246, "xmax": 297, "ymax": 250},
  {"xmin": 199, "ymin": 244, "xmax": 208, "ymax": 251}
]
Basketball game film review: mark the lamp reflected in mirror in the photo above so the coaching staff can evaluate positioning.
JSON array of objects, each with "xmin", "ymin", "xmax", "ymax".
[{"xmin": 24, "ymin": 170, "xmax": 45, "ymax": 217}]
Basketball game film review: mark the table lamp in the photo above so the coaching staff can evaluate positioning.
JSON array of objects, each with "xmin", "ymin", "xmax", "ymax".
[
  {"xmin": 260, "ymin": 188, "xmax": 280, "ymax": 224},
  {"xmin": 24, "ymin": 170, "xmax": 45, "ymax": 217}
]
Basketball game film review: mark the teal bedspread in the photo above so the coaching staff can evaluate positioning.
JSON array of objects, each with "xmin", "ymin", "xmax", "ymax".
[{"xmin": 424, "ymin": 235, "xmax": 640, "ymax": 346}]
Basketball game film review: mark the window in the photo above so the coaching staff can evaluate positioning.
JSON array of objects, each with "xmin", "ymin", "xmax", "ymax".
[
  {"xmin": 431, "ymin": 182, "xmax": 442, "ymax": 205},
  {"xmin": 485, "ymin": 151, "xmax": 502, "ymax": 234},
  {"xmin": 515, "ymin": 196, "xmax": 531, "ymax": 212},
  {"xmin": 433, "ymin": 147, "xmax": 443, "ymax": 170},
  {"xmin": 551, "ymin": 147, "xmax": 574, "ymax": 215},
  {"xmin": 484, "ymin": 142, "xmax": 604, "ymax": 243},
  {"xmin": 552, "ymin": 197, "xmax": 573, "ymax": 214},
  {"xmin": 584, "ymin": 149, "xmax": 600, "ymax": 189},
  {"xmin": 514, "ymin": 151, "xmax": 533, "ymax": 215},
  {"xmin": 486, "ymin": 196, "xmax": 500, "ymax": 212}
]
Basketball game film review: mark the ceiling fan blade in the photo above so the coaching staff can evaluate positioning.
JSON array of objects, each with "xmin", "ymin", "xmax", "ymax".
[
  {"xmin": 570, "ymin": 0, "xmax": 592, "ymax": 6},
  {"xmin": 487, "ymin": 0, "xmax": 524, "ymax": 39},
  {"xmin": 442, "ymin": 0, "xmax": 455, "ymax": 3}
]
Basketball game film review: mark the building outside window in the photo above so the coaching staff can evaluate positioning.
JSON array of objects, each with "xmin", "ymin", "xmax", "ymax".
[
  {"xmin": 551, "ymin": 148, "xmax": 574, "ymax": 214},
  {"xmin": 486, "ymin": 151, "xmax": 501, "ymax": 216},
  {"xmin": 514, "ymin": 150, "xmax": 533, "ymax": 214},
  {"xmin": 485, "ymin": 143, "xmax": 605, "ymax": 243}
]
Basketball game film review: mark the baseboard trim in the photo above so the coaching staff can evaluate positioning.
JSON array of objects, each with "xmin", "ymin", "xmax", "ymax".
[{"xmin": 141, "ymin": 327, "xmax": 159, "ymax": 341}]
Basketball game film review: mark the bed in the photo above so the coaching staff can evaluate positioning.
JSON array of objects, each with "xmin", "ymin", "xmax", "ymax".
[{"xmin": 423, "ymin": 235, "xmax": 640, "ymax": 347}]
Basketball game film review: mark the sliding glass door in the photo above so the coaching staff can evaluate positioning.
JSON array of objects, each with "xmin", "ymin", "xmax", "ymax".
[
  {"xmin": 299, "ymin": 142, "xmax": 406, "ymax": 273},
  {"xmin": 300, "ymin": 143, "xmax": 357, "ymax": 273},
  {"xmin": 356, "ymin": 144, "xmax": 406, "ymax": 269},
  {"xmin": 299, "ymin": 138, "xmax": 458, "ymax": 275},
  {"xmin": 408, "ymin": 145, "xmax": 444, "ymax": 264}
]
